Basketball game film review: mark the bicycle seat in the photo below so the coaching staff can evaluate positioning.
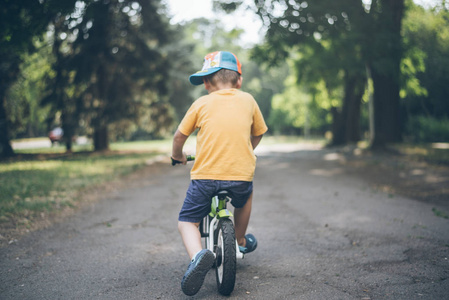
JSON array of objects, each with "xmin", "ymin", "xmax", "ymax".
[{"xmin": 217, "ymin": 190, "xmax": 230, "ymax": 200}]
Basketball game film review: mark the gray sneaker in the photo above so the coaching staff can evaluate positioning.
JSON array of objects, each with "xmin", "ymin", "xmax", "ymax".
[{"xmin": 181, "ymin": 249, "xmax": 215, "ymax": 296}]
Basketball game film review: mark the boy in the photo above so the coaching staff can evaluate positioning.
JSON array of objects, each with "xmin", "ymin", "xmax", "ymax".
[{"xmin": 171, "ymin": 51, "xmax": 268, "ymax": 296}]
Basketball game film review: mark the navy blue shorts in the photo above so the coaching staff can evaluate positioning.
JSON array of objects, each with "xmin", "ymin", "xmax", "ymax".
[{"xmin": 178, "ymin": 180, "xmax": 253, "ymax": 223}]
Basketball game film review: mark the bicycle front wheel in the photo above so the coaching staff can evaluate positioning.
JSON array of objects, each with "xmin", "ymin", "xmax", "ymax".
[{"xmin": 214, "ymin": 218, "xmax": 236, "ymax": 296}]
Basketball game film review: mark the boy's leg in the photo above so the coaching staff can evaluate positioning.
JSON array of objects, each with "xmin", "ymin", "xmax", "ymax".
[
  {"xmin": 234, "ymin": 192, "xmax": 253, "ymax": 247},
  {"xmin": 178, "ymin": 221, "xmax": 202, "ymax": 259},
  {"xmin": 178, "ymin": 220, "xmax": 214, "ymax": 296}
]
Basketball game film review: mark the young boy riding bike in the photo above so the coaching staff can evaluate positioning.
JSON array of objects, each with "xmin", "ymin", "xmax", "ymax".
[{"xmin": 171, "ymin": 51, "xmax": 268, "ymax": 296}]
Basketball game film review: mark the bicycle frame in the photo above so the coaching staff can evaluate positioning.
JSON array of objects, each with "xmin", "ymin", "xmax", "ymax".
[
  {"xmin": 171, "ymin": 155, "xmax": 243, "ymax": 260},
  {"xmin": 202, "ymin": 192, "xmax": 244, "ymax": 260}
]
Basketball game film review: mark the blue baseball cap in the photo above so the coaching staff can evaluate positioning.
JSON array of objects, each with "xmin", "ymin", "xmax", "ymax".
[{"xmin": 189, "ymin": 51, "xmax": 242, "ymax": 85}]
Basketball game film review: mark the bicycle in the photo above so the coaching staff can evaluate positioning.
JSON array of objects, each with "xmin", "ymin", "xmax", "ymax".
[{"xmin": 171, "ymin": 155, "xmax": 244, "ymax": 296}]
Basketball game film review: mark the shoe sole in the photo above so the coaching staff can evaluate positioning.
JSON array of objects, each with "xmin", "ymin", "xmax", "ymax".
[{"xmin": 181, "ymin": 251, "xmax": 215, "ymax": 296}]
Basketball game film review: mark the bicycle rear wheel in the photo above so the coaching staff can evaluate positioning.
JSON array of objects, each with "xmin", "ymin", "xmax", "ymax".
[{"xmin": 214, "ymin": 218, "xmax": 236, "ymax": 296}]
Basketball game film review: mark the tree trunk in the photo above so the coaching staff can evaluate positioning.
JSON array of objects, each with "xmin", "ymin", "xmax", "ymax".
[
  {"xmin": 62, "ymin": 123, "xmax": 74, "ymax": 152},
  {"xmin": 369, "ymin": 67, "xmax": 402, "ymax": 149},
  {"xmin": 0, "ymin": 94, "xmax": 14, "ymax": 158},
  {"xmin": 93, "ymin": 125, "xmax": 109, "ymax": 151},
  {"xmin": 344, "ymin": 70, "xmax": 365, "ymax": 143},
  {"xmin": 367, "ymin": 0, "xmax": 404, "ymax": 149},
  {"xmin": 61, "ymin": 110, "xmax": 76, "ymax": 153},
  {"xmin": 330, "ymin": 106, "xmax": 344, "ymax": 145},
  {"xmin": 330, "ymin": 70, "xmax": 365, "ymax": 146}
]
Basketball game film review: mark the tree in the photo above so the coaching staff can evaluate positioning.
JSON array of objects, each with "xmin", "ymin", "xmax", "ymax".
[
  {"xmin": 361, "ymin": 0, "xmax": 405, "ymax": 148},
  {"xmin": 164, "ymin": 25, "xmax": 197, "ymax": 122},
  {"xmin": 402, "ymin": 1, "xmax": 449, "ymax": 118},
  {"xmin": 49, "ymin": 0, "xmax": 173, "ymax": 151},
  {"xmin": 248, "ymin": 0, "xmax": 368, "ymax": 145},
  {"xmin": 6, "ymin": 41, "xmax": 54, "ymax": 139},
  {"xmin": 400, "ymin": 1, "xmax": 449, "ymax": 142},
  {"xmin": 221, "ymin": 0, "xmax": 406, "ymax": 148},
  {"xmin": 0, "ymin": 0, "xmax": 76, "ymax": 158},
  {"xmin": 41, "ymin": 15, "xmax": 81, "ymax": 151}
]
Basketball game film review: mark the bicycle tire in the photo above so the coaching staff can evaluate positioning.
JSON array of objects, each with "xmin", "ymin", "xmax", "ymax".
[{"xmin": 214, "ymin": 218, "xmax": 236, "ymax": 296}]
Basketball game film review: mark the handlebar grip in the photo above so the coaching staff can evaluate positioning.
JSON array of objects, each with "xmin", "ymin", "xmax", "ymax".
[{"xmin": 171, "ymin": 155, "xmax": 195, "ymax": 166}]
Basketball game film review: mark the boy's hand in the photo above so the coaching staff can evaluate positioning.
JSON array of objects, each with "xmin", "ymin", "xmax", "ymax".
[
  {"xmin": 171, "ymin": 153, "xmax": 187, "ymax": 165},
  {"xmin": 172, "ymin": 129, "xmax": 189, "ymax": 165}
]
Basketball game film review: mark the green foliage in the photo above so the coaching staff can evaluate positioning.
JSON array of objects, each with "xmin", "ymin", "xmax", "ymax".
[
  {"xmin": 4, "ymin": 1, "xmax": 197, "ymax": 145},
  {"xmin": 250, "ymin": 0, "xmax": 369, "ymax": 143},
  {"xmin": 5, "ymin": 0, "xmax": 449, "ymax": 152},
  {"xmin": 251, "ymin": 0, "xmax": 406, "ymax": 147},
  {"xmin": 164, "ymin": 26, "xmax": 197, "ymax": 122},
  {"xmin": 400, "ymin": 52, "xmax": 428, "ymax": 98},
  {"xmin": 401, "ymin": 2, "xmax": 449, "ymax": 119},
  {"xmin": 241, "ymin": 59, "xmax": 289, "ymax": 123},
  {"xmin": 6, "ymin": 41, "xmax": 55, "ymax": 138},
  {"xmin": 268, "ymin": 76, "xmax": 330, "ymax": 135},
  {"xmin": 405, "ymin": 116, "xmax": 449, "ymax": 143},
  {"xmin": 42, "ymin": 0, "xmax": 176, "ymax": 150},
  {"xmin": 269, "ymin": 84, "xmax": 309, "ymax": 134},
  {"xmin": 0, "ymin": 0, "xmax": 77, "ymax": 158}
]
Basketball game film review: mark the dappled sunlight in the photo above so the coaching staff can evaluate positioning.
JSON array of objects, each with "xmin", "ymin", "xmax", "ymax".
[
  {"xmin": 255, "ymin": 141, "xmax": 323, "ymax": 155},
  {"xmin": 411, "ymin": 169, "xmax": 425, "ymax": 176},
  {"xmin": 424, "ymin": 174, "xmax": 448, "ymax": 184},
  {"xmin": 405, "ymin": 168, "xmax": 448, "ymax": 184},
  {"xmin": 432, "ymin": 143, "xmax": 449, "ymax": 149},
  {"xmin": 309, "ymin": 168, "xmax": 344, "ymax": 177},
  {"xmin": 323, "ymin": 152, "xmax": 346, "ymax": 162}
]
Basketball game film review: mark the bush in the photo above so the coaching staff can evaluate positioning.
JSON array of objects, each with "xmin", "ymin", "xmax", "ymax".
[{"xmin": 405, "ymin": 116, "xmax": 449, "ymax": 142}]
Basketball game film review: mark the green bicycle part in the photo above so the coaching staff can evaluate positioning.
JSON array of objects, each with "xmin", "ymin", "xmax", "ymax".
[
  {"xmin": 209, "ymin": 196, "xmax": 218, "ymax": 217},
  {"xmin": 217, "ymin": 209, "xmax": 233, "ymax": 218},
  {"xmin": 209, "ymin": 195, "xmax": 233, "ymax": 218}
]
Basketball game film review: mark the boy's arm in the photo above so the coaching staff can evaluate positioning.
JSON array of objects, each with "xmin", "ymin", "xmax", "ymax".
[
  {"xmin": 251, "ymin": 134, "xmax": 264, "ymax": 150},
  {"xmin": 172, "ymin": 129, "xmax": 189, "ymax": 164}
]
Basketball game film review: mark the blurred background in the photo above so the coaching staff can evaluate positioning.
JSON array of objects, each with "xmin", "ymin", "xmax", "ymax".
[{"xmin": 1, "ymin": 0, "xmax": 448, "ymax": 157}]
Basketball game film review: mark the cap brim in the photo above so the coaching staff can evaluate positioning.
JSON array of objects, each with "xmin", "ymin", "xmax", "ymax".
[{"xmin": 189, "ymin": 67, "xmax": 222, "ymax": 85}]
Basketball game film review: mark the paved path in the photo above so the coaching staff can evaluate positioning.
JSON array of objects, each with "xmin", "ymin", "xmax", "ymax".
[{"xmin": 1, "ymin": 146, "xmax": 448, "ymax": 299}]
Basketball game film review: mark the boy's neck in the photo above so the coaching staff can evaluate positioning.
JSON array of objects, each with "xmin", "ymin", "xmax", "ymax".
[
  {"xmin": 204, "ymin": 77, "xmax": 242, "ymax": 94},
  {"xmin": 206, "ymin": 83, "xmax": 236, "ymax": 94}
]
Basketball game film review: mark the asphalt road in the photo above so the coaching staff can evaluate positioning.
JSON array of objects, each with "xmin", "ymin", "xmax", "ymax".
[{"xmin": 1, "ymin": 146, "xmax": 448, "ymax": 299}]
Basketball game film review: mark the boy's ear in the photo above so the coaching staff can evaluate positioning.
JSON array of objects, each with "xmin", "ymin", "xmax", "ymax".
[
  {"xmin": 203, "ymin": 78, "xmax": 211, "ymax": 90},
  {"xmin": 236, "ymin": 76, "xmax": 243, "ymax": 89}
]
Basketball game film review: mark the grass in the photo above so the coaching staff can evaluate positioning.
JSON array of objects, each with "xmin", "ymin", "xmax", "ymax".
[
  {"xmin": 1, "ymin": 139, "xmax": 176, "ymax": 226},
  {"xmin": 432, "ymin": 208, "xmax": 449, "ymax": 219}
]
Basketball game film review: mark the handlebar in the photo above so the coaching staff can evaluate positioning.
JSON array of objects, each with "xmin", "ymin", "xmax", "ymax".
[{"xmin": 171, "ymin": 155, "xmax": 195, "ymax": 166}]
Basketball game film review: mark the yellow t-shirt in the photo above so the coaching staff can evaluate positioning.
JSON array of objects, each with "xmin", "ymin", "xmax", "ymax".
[{"xmin": 178, "ymin": 89, "xmax": 268, "ymax": 181}]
